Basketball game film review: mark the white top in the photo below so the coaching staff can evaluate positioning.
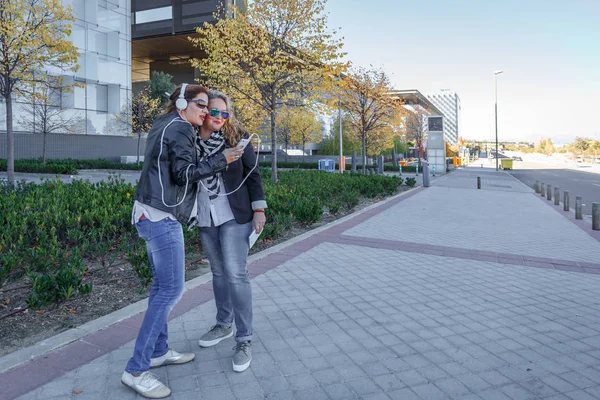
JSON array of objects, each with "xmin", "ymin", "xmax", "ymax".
[
  {"xmin": 195, "ymin": 175, "xmax": 235, "ymax": 227},
  {"xmin": 131, "ymin": 200, "xmax": 176, "ymax": 224}
]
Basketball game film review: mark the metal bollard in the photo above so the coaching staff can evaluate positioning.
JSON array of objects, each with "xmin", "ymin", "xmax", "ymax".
[
  {"xmin": 422, "ymin": 163, "xmax": 430, "ymax": 187},
  {"xmin": 547, "ymin": 184, "xmax": 552, "ymax": 201},
  {"xmin": 593, "ymin": 203, "xmax": 600, "ymax": 231},
  {"xmin": 477, "ymin": 176, "xmax": 481, "ymax": 189},
  {"xmin": 541, "ymin": 182, "xmax": 545, "ymax": 197},
  {"xmin": 564, "ymin": 191, "xmax": 570, "ymax": 211},
  {"xmin": 554, "ymin": 187, "xmax": 560, "ymax": 205},
  {"xmin": 534, "ymin": 180, "xmax": 540, "ymax": 193},
  {"xmin": 576, "ymin": 196, "xmax": 583, "ymax": 220}
]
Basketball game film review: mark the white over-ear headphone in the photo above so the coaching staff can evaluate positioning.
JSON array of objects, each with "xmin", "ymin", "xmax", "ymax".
[{"xmin": 175, "ymin": 83, "xmax": 188, "ymax": 111}]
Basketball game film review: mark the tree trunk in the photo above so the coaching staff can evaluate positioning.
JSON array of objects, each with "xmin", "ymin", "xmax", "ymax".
[
  {"xmin": 6, "ymin": 94, "xmax": 14, "ymax": 184},
  {"xmin": 361, "ymin": 131, "xmax": 367, "ymax": 174},
  {"xmin": 270, "ymin": 109, "xmax": 277, "ymax": 182},
  {"xmin": 284, "ymin": 137, "xmax": 288, "ymax": 162},
  {"xmin": 302, "ymin": 141, "xmax": 305, "ymax": 162},
  {"xmin": 137, "ymin": 131, "xmax": 141, "ymax": 164},
  {"xmin": 42, "ymin": 132, "xmax": 47, "ymax": 165}
]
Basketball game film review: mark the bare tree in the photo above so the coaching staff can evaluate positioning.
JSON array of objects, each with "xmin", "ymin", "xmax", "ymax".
[{"xmin": 19, "ymin": 76, "xmax": 81, "ymax": 164}]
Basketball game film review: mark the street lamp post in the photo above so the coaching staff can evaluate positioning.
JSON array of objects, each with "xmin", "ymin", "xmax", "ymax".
[{"xmin": 494, "ymin": 70, "xmax": 503, "ymax": 171}]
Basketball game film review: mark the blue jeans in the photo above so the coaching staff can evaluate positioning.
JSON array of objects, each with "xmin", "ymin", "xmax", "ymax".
[
  {"xmin": 126, "ymin": 218, "xmax": 185, "ymax": 373},
  {"xmin": 198, "ymin": 219, "xmax": 253, "ymax": 342}
]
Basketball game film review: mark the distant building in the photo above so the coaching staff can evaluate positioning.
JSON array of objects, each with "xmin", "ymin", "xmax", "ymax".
[
  {"xmin": 0, "ymin": 0, "xmax": 132, "ymax": 136},
  {"xmin": 425, "ymin": 90, "xmax": 461, "ymax": 145},
  {"xmin": 132, "ymin": 0, "xmax": 245, "ymax": 87}
]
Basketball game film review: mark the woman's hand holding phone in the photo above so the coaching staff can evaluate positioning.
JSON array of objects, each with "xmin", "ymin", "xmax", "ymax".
[{"xmin": 223, "ymin": 147, "xmax": 244, "ymax": 164}]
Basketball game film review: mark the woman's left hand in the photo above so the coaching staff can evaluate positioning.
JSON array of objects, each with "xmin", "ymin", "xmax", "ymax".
[{"xmin": 253, "ymin": 211, "xmax": 266, "ymax": 233}]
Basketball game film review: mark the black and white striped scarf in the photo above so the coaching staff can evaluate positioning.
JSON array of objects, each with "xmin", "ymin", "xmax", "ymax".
[{"xmin": 197, "ymin": 130, "xmax": 225, "ymax": 200}]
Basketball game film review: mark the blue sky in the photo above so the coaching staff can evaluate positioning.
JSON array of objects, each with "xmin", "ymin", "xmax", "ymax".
[{"xmin": 324, "ymin": 0, "xmax": 600, "ymax": 143}]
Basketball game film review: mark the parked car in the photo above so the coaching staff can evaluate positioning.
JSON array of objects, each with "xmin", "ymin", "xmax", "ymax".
[
  {"xmin": 594, "ymin": 157, "xmax": 600, "ymax": 164},
  {"xmin": 576, "ymin": 156, "xmax": 584, "ymax": 163},
  {"xmin": 512, "ymin": 156, "xmax": 523, "ymax": 161}
]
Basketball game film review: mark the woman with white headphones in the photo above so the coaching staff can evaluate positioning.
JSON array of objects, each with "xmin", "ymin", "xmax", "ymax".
[{"xmin": 121, "ymin": 84, "xmax": 243, "ymax": 399}]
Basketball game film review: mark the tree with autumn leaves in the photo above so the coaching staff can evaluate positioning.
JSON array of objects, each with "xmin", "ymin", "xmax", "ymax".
[
  {"xmin": 337, "ymin": 66, "xmax": 401, "ymax": 173},
  {"xmin": 276, "ymin": 106, "xmax": 322, "ymax": 161},
  {"xmin": 190, "ymin": 0, "xmax": 346, "ymax": 182},
  {"xmin": 0, "ymin": 0, "xmax": 80, "ymax": 184}
]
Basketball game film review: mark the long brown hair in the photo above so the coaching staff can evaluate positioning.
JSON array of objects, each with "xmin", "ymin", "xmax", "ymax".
[
  {"xmin": 207, "ymin": 90, "xmax": 244, "ymax": 146},
  {"xmin": 162, "ymin": 84, "xmax": 209, "ymax": 115}
]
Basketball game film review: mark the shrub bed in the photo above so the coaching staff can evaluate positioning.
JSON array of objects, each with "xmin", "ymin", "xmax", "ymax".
[
  {"xmin": 0, "ymin": 170, "xmax": 402, "ymax": 310},
  {"xmin": 0, "ymin": 158, "xmax": 144, "ymax": 174}
]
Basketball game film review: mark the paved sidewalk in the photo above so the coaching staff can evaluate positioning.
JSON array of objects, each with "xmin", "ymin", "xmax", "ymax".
[{"xmin": 3, "ymin": 167, "xmax": 600, "ymax": 400}]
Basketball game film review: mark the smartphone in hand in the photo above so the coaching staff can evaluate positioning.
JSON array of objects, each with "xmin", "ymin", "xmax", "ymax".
[{"xmin": 237, "ymin": 138, "xmax": 251, "ymax": 150}]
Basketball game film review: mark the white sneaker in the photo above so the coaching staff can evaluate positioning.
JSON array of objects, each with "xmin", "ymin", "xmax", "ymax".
[
  {"xmin": 150, "ymin": 348, "xmax": 195, "ymax": 368},
  {"xmin": 121, "ymin": 371, "xmax": 171, "ymax": 399}
]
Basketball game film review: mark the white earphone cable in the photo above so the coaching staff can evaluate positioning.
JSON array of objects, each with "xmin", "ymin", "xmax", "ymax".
[
  {"xmin": 158, "ymin": 117, "xmax": 195, "ymax": 208},
  {"xmin": 198, "ymin": 133, "xmax": 261, "ymax": 197}
]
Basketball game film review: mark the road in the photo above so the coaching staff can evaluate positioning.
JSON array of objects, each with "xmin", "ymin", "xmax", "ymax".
[{"xmin": 509, "ymin": 161, "xmax": 600, "ymax": 216}]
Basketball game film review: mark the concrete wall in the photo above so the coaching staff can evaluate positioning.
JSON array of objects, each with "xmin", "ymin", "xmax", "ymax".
[{"xmin": 0, "ymin": 133, "xmax": 147, "ymax": 162}]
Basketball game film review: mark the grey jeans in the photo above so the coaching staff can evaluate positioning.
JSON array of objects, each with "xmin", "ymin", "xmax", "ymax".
[{"xmin": 198, "ymin": 219, "xmax": 253, "ymax": 342}]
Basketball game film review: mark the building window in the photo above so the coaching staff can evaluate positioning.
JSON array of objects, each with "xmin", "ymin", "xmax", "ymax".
[{"xmin": 135, "ymin": 6, "xmax": 172, "ymax": 24}]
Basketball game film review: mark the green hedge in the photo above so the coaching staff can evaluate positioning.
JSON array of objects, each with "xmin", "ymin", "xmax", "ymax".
[
  {"xmin": 0, "ymin": 169, "xmax": 401, "ymax": 310},
  {"xmin": 1, "ymin": 158, "xmax": 422, "ymax": 174},
  {"xmin": 0, "ymin": 158, "xmax": 143, "ymax": 174}
]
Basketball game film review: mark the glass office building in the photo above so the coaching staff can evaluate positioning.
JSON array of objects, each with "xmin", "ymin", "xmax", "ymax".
[
  {"xmin": 131, "ymin": 0, "xmax": 245, "ymax": 85},
  {"xmin": 425, "ymin": 91, "xmax": 461, "ymax": 145},
  {"xmin": 0, "ymin": 0, "xmax": 132, "ymax": 136}
]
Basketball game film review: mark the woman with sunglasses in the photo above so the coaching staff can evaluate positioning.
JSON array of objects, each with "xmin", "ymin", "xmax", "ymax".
[
  {"xmin": 194, "ymin": 90, "xmax": 267, "ymax": 373},
  {"xmin": 122, "ymin": 84, "xmax": 243, "ymax": 399}
]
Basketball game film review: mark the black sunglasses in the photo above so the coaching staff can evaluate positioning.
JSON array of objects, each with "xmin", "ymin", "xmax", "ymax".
[
  {"xmin": 209, "ymin": 108, "xmax": 230, "ymax": 119},
  {"xmin": 188, "ymin": 100, "xmax": 208, "ymax": 110}
]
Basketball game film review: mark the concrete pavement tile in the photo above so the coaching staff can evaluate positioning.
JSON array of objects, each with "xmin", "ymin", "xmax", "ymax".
[
  {"xmin": 301, "ymin": 356, "xmax": 331, "ymax": 371},
  {"xmin": 257, "ymin": 375, "xmax": 290, "ymax": 395},
  {"xmin": 197, "ymin": 371, "xmax": 229, "ymax": 388},
  {"xmin": 474, "ymin": 388, "xmax": 512, "ymax": 400},
  {"xmin": 520, "ymin": 377, "xmax": 560, "ymax": 397},
  {"xmin": 564, "ymin": 390, "xmax": 598, "ymax": 400},
  {"xmin": 322, "ymin": 383, "xmax": 357, "ymax": 400},
  {"xmin": 455, "ymin": 374, "xmax": 491, "ymax": 392},
  {"xmin": 372, "ymin": 373, "xmax": 405, "ymax": 392},
  {"xmin": 538, "ymin": 374, "xmax": 580, "ymax": 393},
  {"xmin": 416, "ymin": 365, "xmax": 449, "ymax": 382},
  {"xmin": 337, "ymin": 364, "xmax": 367, "ymax": 381},
  {"xmin": 169, "ymin": 375, "xmax": 199, "ymax": 393},
  {"xmin": 386, "ymin": 387, "xmax": 420, "ymax": 400},
  {"xmin": 294, "ymin": 386, "xmax": 330, "ymax": 400},
  {"xmin": 346, "ymin": 378, "xmax": 381, "ymax": 396},
  {"xmin": 438, "ymin": 362, "xmax": 471, "ymax": 377},
  {"xmin": 499, "ymin": 383, "xmax": 537, "ymax": 399},
  {"xmin": 198, "ymin": 385, "xmax": 235, "ymax": 400},
  {"xmin": 396, "ymin": 369, "xmax": 427, "ymax": 387},
  {"xmin": 434, "ymin": 378, "xmax": 470, "ymax": 397},
  {"xmin": 230, "ymin": 381, "xmax": 263, "ymax": 399},
  {"xmin": 285, "ymin": 372, "xmax": 319, "ymax": 391}
]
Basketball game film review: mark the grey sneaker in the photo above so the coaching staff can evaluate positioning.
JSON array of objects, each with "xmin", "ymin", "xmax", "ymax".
[
  {"xmin": 198, "ymin": 324, "xmax": 233, "ymax": 347},
  {"xmin": 121, "ymin": 371, "xmax": 171, "ymax": 398},
  {"xmin": 232, "ymin": 341, "xmax": 252, "ymax": 372},
  {"xmin": 150, "ymin": 348, "xmax": 195, "ymax": 368}
]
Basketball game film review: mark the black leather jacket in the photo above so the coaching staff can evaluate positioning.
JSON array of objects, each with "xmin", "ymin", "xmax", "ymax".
[{"xmin": 134, "ymin": 112, "xmax": 228, "ymax": 224}]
